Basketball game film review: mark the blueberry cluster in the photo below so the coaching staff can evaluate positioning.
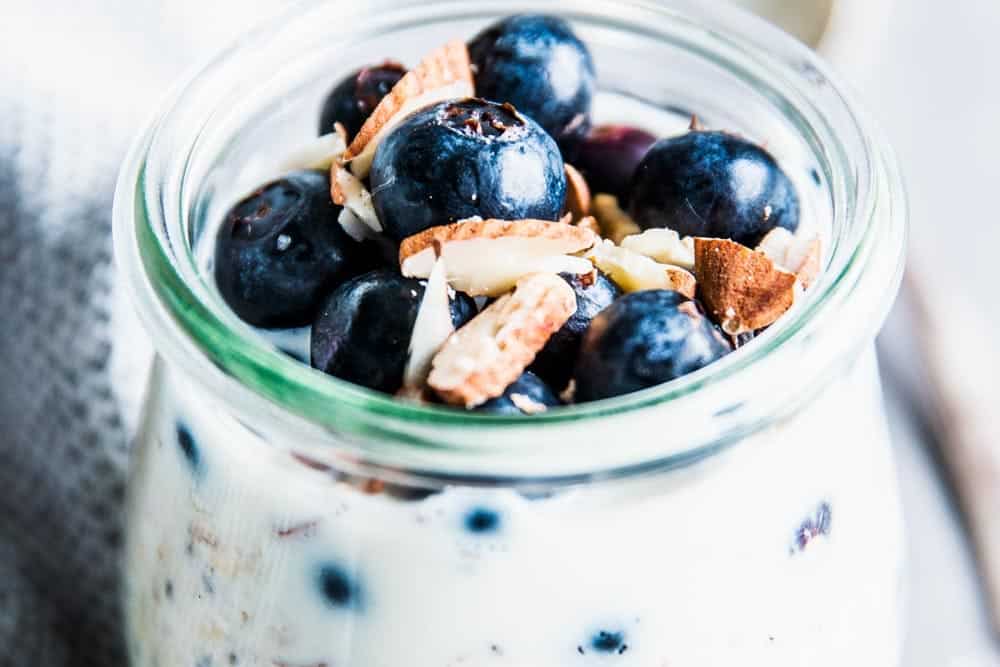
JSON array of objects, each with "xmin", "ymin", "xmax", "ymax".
[{"xmin": 212, "ymin": 13, "xmax": 803, "ymax": 413}]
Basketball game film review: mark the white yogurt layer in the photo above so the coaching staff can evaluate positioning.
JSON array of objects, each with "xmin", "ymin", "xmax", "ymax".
[{"xmin": 125, "ymin": 348, "xmax": 902, "ymax": 666}]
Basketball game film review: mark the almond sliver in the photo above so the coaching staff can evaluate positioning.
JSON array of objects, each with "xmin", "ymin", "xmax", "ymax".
[
  {"xmin": 400, "ymin": 219, "xmax": 596, "ymax": 297},
  {"xmin": 587, "ymin": 239, "xmax": 696, "ymax": 297},
  {"xmin": 344, "ymin": 40, "xmax": 474, "ymax": 178},
  {"xmin": 428, "ymin": 273, "xmax": 576, "ymax": 407},
  {"xmin": 402, "ymin": 256, "xmax": 454, "ymax": 392},
  {"xmin": 620, "ymin": 228, "xmax": 695, "ymax": 270},
  {"xmin": 331, "ymin": 162, "xmax": 382, "ymax": 233}
]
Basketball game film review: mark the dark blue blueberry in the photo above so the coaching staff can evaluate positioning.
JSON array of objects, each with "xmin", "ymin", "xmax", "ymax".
[
  {"xmin": 370, "ymin": 98, "xmax": 566, "ymax": 241},
  {"xmin": 176, "ymin": 424, "xmax": 200, "ymax": 471},
  {"xmin": 474, "ymin": 371, "xmax": 561, "ymax": 415},
  {"xmin": 575, "ymin": 125, "xmax": 658, "ymax": 204},
  {"xmin": 629, "ymin": 131, "xmax": 800, "ymax": 247},
  {"xmin": 469, "ymin": 14, "xmax": 595, "ymax": 152},
  {"xmin": 214, "ymin": 170, "xmax": 377, "ymax": 328},
  {"xmin": 529, "ymin": 271, "xmax": 621, "ymax": 390},
  {"xmin": 317, "ymin": 563, "xmax": 362, "ymax": 610},
  {"xmin": 311, "ymin": 270, "xmax": 477, "ymax": 394},
  {"xmin": 591, "ymin": 630, "xmax": 626, "ymax": 653},
  {"xmin": 464, "ymin": 507, "xmax": 502, "ymax": 534},
  {"xmin": 794, "ymin": 501, "xmax": 832, "ymax": 552},
  {"xmin": 574, "ymin": 290, "xmax": 733, "ymax": 402},
  {"xmin": 318, "ymin": 61, "xmax": 406, "ymax": 138}
]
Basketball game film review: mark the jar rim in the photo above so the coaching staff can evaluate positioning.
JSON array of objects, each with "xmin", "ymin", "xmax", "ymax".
[{"xmin": 112, "ymin": 0, "xmax": 906, "ymax": 481}]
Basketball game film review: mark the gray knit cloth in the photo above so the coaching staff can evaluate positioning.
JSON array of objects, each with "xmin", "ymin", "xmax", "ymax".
[{"xmin": 0, "ymin": 1, "xmax": 282, "ymax": 664}]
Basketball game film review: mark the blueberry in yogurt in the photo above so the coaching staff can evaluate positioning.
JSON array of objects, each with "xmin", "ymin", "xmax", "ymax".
[
  {"xmin": 529, "ymin": 271, "xmax": 621, "ymax": 391},
  {"xmin": 469, "ymin": 14, "xmax": 596, "ymax": 152},
  {"xmin": 574, "ymin": 290, "xmax": 733, "ymax": 402},
  {"xmin": 310, "ymin": 270, "xmax": 476, "ymax": 394},
  {"xmin": 475, "ymin": 372, "xmax": 561, "ymax": 415},
  {"xmin": 463, "ymin": 506, "xmax": 503, "ymax": 534},
  {"xmin": 575, "ymin": 124, "xmax": 658, "ymax": 203},
  {"xmin": 317, "ymin": 563, "xmax": 363, "ymax": 611},
  {"xmin": 318, "ymin": 61, "xmax": 406, "ymax": 138},
  {"xmin": 213, "ymin": 170, "xmax": 374, "ymax": 328},
  {"xmin": 369, "ymin": 98, "xmax": 566, "ymax": 241},
  {"xmin": 175, "ymin": 423, "xmax": 201, "ymax": 472},
  {"xmin": 629, "ymin": 131, "xmax": 800, "ymax": 247}
]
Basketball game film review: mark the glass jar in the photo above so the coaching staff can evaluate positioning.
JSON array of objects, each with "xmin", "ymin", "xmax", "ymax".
[{"xmin": 113, "ymin": 1, "xmax": 907, "ymax": 665}]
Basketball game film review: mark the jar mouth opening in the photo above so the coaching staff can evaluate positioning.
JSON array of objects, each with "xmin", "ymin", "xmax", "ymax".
[{"xmin": 113, "ymin": 0, "xmax": 906, "ymax": 478}]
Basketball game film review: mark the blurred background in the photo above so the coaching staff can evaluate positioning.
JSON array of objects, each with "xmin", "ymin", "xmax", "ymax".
[{"xmin": 1, "ymin": 0, "xmax": 998, "ymax": 664}]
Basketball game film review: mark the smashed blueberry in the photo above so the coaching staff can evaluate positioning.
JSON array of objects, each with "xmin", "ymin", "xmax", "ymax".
[
  {"xmin": 318, "ymin": 62, "xmax": 406, "ymax": 138},
  {"xmin": 464, "ymin": 507, "xmax": 502, "ymax": 534},
  {"xmin": 629, "ymin": 131, "xmax": 800, "ymax": 247},
  {"xmin": 529, "ymin": 271, "xmax": 621, "ymax": 391},
  {"xmin": 575, "ymin": 125, "xmax": 657, "ymax": 203},
  {"xmin": 469, "ymin": 14, "xmax": 595, "ymax": 152},
  {"xmin": 370, "ymin": 99, "xmax": 566, "ymax": 241},
  {"xmin": 317, "ymin": 563, "xmax": 362, "ymax": 610},
  {"xmin": 475, "ymin": 372, "xmax": 561, "ymax": 415},
  {"xmin": 310, "ymin": 270, "xmax": 476, "ymax": 394},
  {"xmin": 574, "ymin": 290, "xmax": 732, "ymax": 402},
  {"xmin": 214, "ymin": 170, "xmax": 374, "ymax": 328},
  {"xmin": 176, "ymin": 424, "xmax": 200, "ymax": 471},
  {"xmin": 793, "ymin": 501, "xmax": 832, "ymax": 552}
]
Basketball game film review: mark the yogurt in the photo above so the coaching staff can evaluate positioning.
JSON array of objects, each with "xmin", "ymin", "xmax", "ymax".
[{"xmin": 125, "ymin": 347, "xmax": 902, "ymax": 666}]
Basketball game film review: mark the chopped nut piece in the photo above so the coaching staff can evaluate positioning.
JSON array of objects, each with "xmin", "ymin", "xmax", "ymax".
[
  {"xmin": 620, "ymin": 228, "xmax": 695, "ymax": 270},
  {"xmin": 330, "ymin": 162, "xmax": 382, "ymax": 232},
  {"xmin": 591, "ymin": 194, "xmax": 641, "ymax": 244},
  {"xmin": 401, "ymin": 256, "xmax": 454, "ymax": 392},
  {"xmin": 509, "ymin": 393, "xmax": 549, "ymax": 415},
  {"xmin": 586, "ymin": 239, "xmax": 696, "ymax": 297},
  {"xmin": 428, "ymin": 273, "xmax": 576, "ymax": 407},
  {"xmin": 563, "ymin": 163, "xmax": 591, "ymax": 220},
  {"xmin": 277, "ymin": 131, "xmax": 347, "ymax": 172},
  {"xmin": 400, "ymin": 218, "xmax": 596, "ymax": 297},
  {"xmin": 755, "ymin": 228, "xmax": 822, "ymax": 288},
  {"xmin": 343, "ymin": 40, "xmax": 474, "ymax": 177},
  {"xmin": 576, "ymin": 215, "xmax": 601, "ymax": 236},
  {"xmin": 693, "ymin": 237, "xmax": 796, "ymax": 335}
]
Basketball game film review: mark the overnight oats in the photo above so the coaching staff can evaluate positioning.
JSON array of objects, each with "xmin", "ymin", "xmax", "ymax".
[{"xmin": 114, "ymin": 2, "xmax": 907, "ymax": 666}]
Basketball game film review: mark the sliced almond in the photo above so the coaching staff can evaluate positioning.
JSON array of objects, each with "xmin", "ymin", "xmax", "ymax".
[
  {"xmin": 509, "ymin": 393, "xmax": 549, "ymax": 415},
  {"xmin": 576, "ymin": 215, "xmax": 601, "ymax": 236},
  {"xmin": 343, "ymin": 40, "xmax": 474, "ymax": 178},
  {"xmin": 331, "ymin": 162, "xmax": 382, "ymax": 233},
  {"xmin": 428, "ymin": 273, "xmax": 576, "ymax": 407},
  {"xmin": 694, "ymin": 237, "xmax": 796, "ymax": 335},
  {"xmin": 401, "ymin": 255, "xmax": 454, "ymax": 393},
  {"xmin": 620, "ymin": 228, "xmax": 695, "ymax": 270},
  {"xmin": 563, "ymin": 163, "xmax": 591, "ymax": 220},
  {"xmin": 756, "ymin": 228, "xmax": 822, "ymax": 289},
  {"xmin": 277, "ymin": 131, "xmax": 348, "ymax": 172},
  {"xmin": 400, "ymin": 219, "xmax": 596, "ymax": 297},
  {"xmin": 591, "ymin": 194, "xmax": 641, "ymax": 244},
  {"xmin": 586, "ymin": 239, "xmax": 696, "ymax": 297}
]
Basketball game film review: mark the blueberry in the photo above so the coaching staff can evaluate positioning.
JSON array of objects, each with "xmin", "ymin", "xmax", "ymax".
[
  {"xmin": 591, "ymin": 630, "xmax": 626, "ymax": 653},
  {"xmin": 214, "ymin": 170, "xmax": 375, "ymax": 328},
  {"xmin": 310, "ymin": 270, "xmax": 476, "ymax": 394},
  {"xmin": 574, "ymin": 290, "xmax": 732, "ymax": 402},
  {"xmin": 629, "ymin": 131, "xmax": 800, "ymax": 247},
  {"xmin": 463, "ymin": 507, "xmax": 502, "ymax": 534},
  {"xmin": 529, "ymin": 271, "xmax": 621, "ymax": 391},
  {"xmin": 176, "ymin": 423, "xmax": 200, "ymax": 471},
  {"xmin": 475, "ymin": 372, "xmax": 561, "ymax": 415},
  {"xmin": 370, "ymin": 99, "xmax": 566, "ymax": 241},
  {"xmin": 318, "ymin": 62, "xmax": 406, "ymax": 138},
  {"xmin": 574, "ymin": 125, "xmax": 658, "ymax": 204},
  {"xmin": 469, "ymin": 14, "xmax": 595, "ymax": 152},
  {"xmin": 317, "ymin": 563, "xmax": 362, "ymax": 610}
]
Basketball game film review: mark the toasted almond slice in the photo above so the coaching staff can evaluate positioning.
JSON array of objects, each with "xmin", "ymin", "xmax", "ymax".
[
  {"xmin": 331, "ymin": 162, "xmax": 382, "ymax": 233},
  {"xmin": 428, "ymin": 273, "xmax": 576, "ymax": 407},
  {"xmin": 277, "ymin": 131, "xmax": 348, "ymax": 172},
  {"xmin": 400, "ymin": 219, "xmax": 597, "ymax": 297},
  {"xmin": 402, "ymin": 256, "xmax": 454, "ymax": 392},
  {"xmin": 576, "ymin": 215, "xmax": 601, "ymax": 236},
  {"xmin": 592, "ymin": 194, "xmax": 641, "ymax": 244},
  {"xmin": 694, "ymin": 238, "xmax": 796, "ymax": 335},
  {"xmin": 509, "ymin": 393, "xmax": 549, "ymax": 415},
  {"xmin": 755, "ymin": 228, "xmax": 823, "ymax": 288},
  {"xmin": 586, "ymin": 239, "xmax": 696, "ymax": 297},
  {"xmin": 620, "ymin": 228, "xmax": 695, "ymax": 270},
  {"xmin": 344, "ymin": 41, "xmax": 474, "ymax": 178},
  {"xmin": 563, "ymin": 163, "xmax": 591, "ymax": 220}
]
